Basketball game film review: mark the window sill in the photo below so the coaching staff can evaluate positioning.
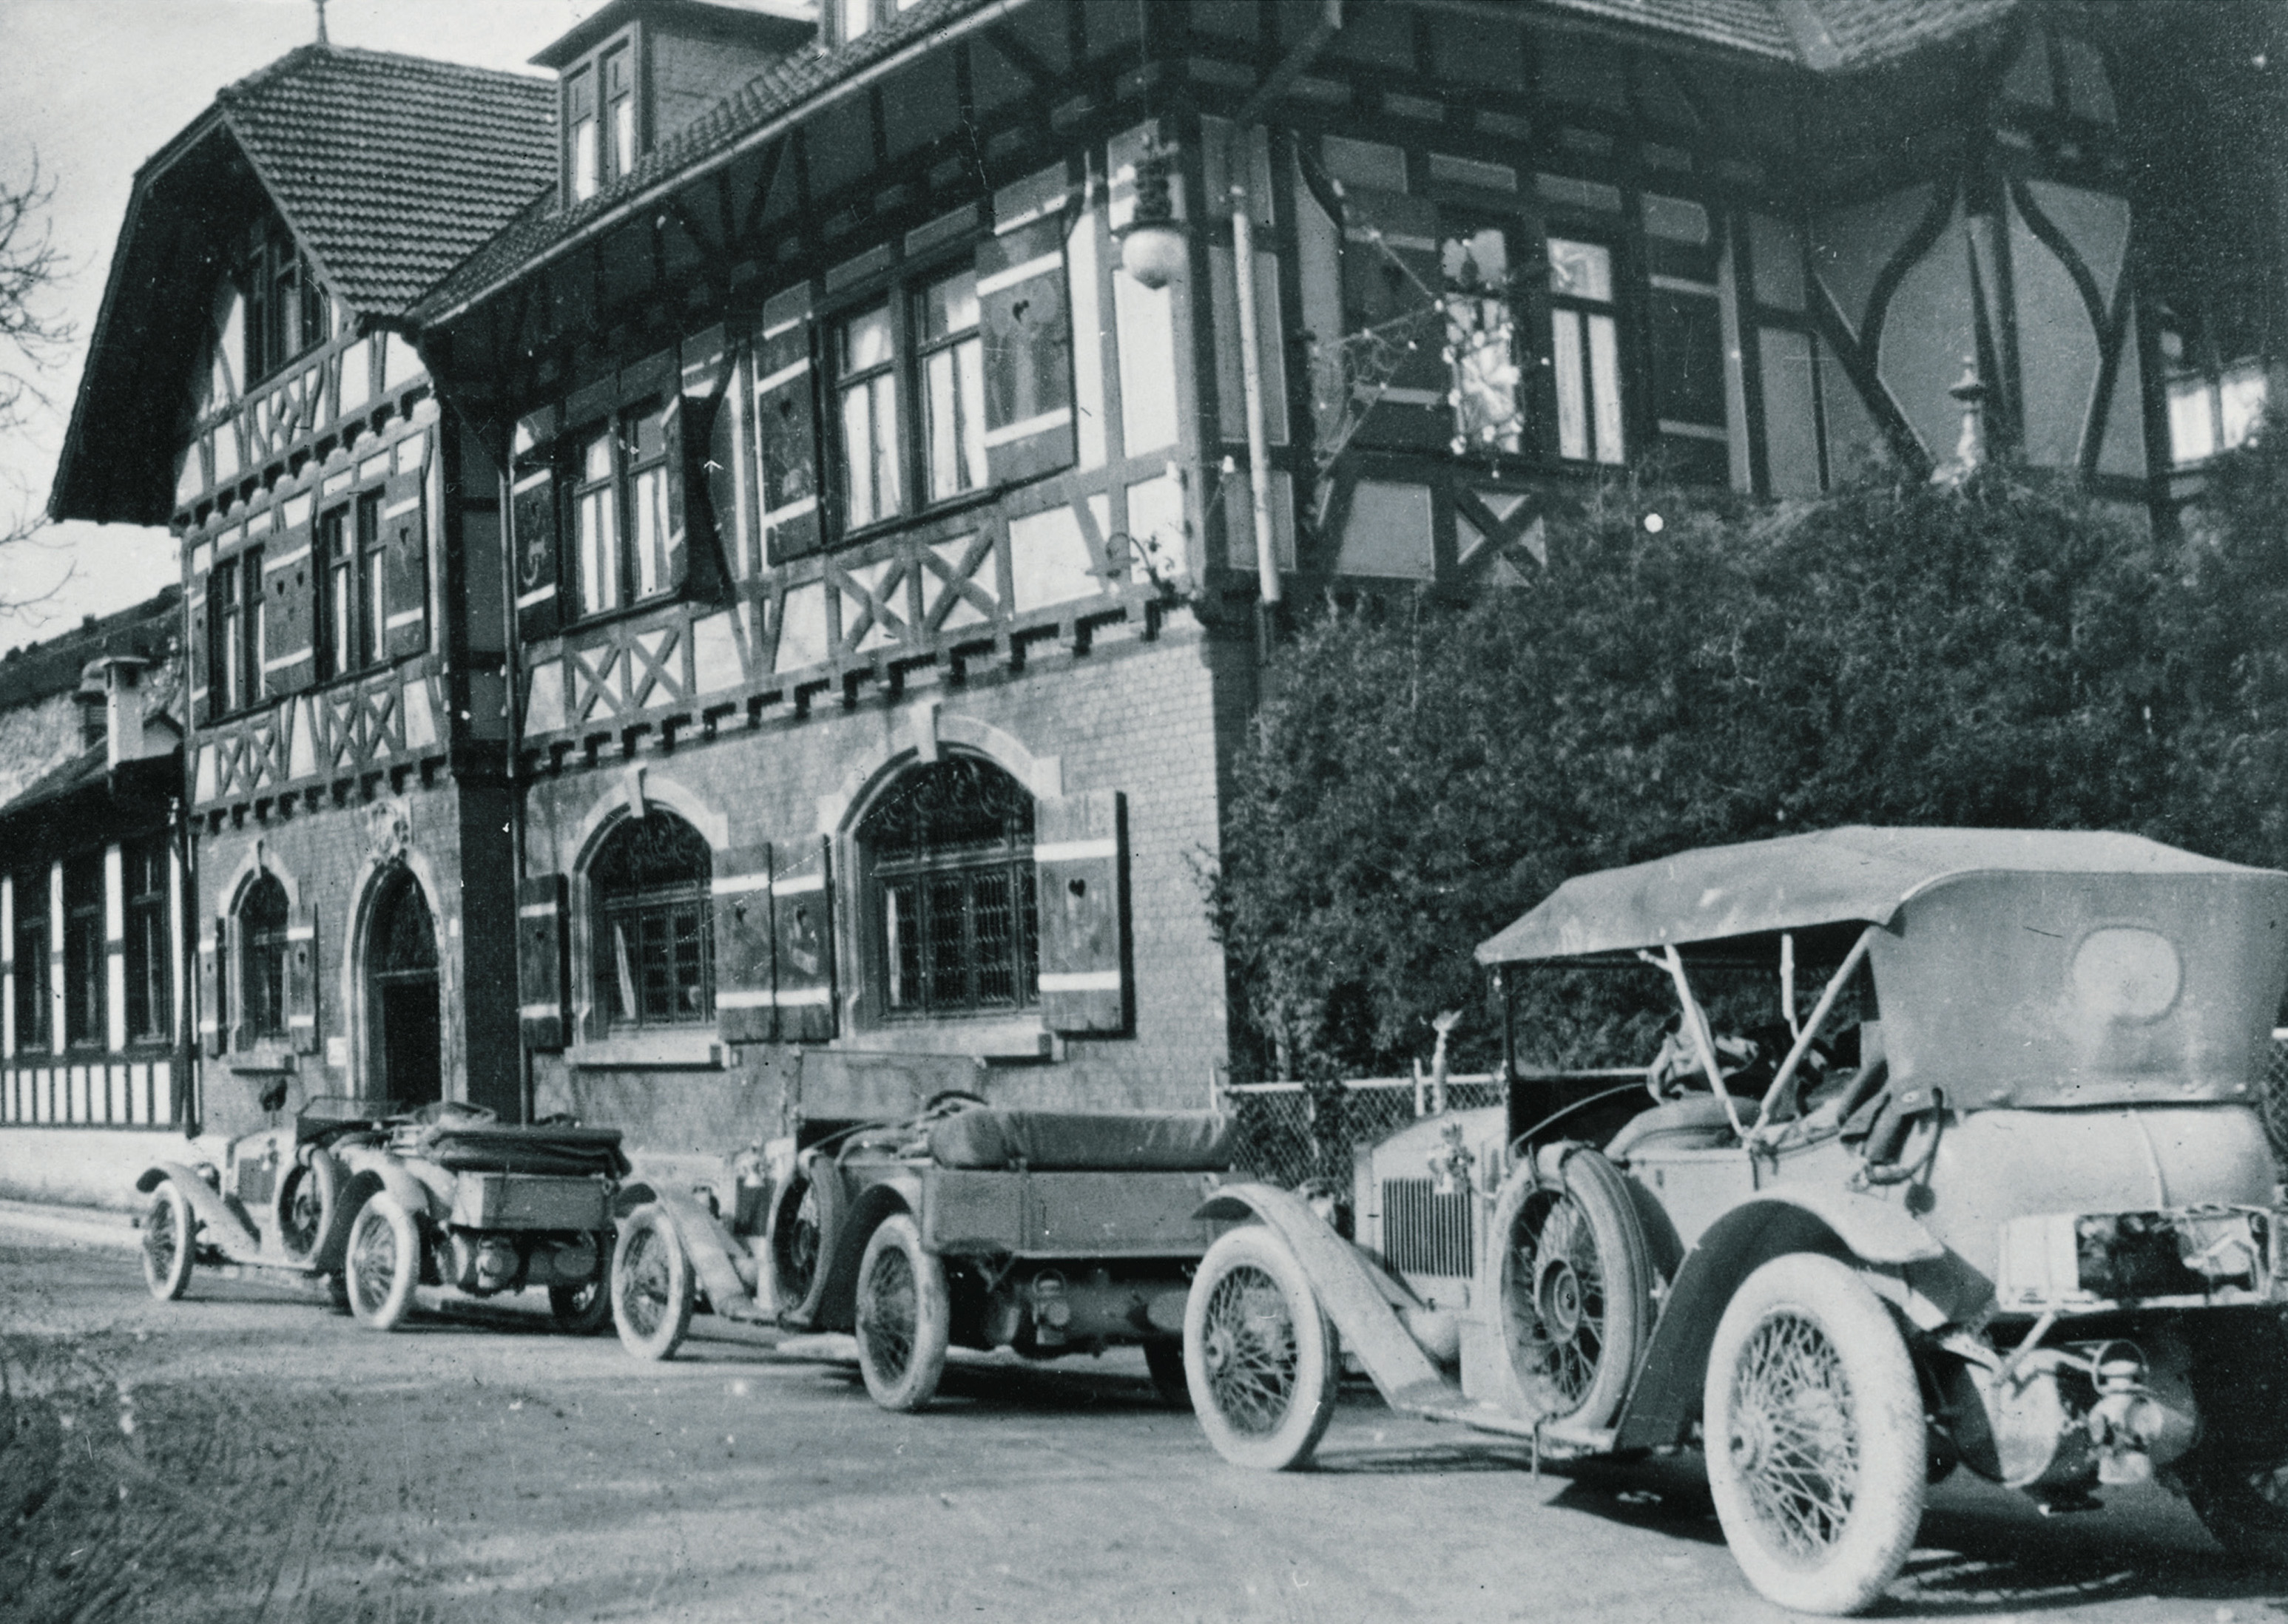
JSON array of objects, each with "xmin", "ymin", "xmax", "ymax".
[
  {"xmin": 571, "ymin": 1029, "xmax": 726, "ymax": 1070},
  {"xmin": 842, "ymin": 1015, "xmax": 1051, "ymax": 1064}
]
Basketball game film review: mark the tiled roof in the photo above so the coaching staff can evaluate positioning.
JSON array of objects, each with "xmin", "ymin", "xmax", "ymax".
[
  {"xmin": 0, "ymin": 587, "xmax": 180, "ymax": 713},
  {"xmin": 215, "ymin": 46, "xmax": 557, "ymax": 315},
  {"xmin": 415, "ymin": 0, "xmax": 987, "ymax": 322},
  {"xmin": 1792, "ymin": 0, "xmax": 2021, "ymax": 69},
  {"xmin": 416, "ymin": 0, "xmax": 2022, "ymax": 327}
]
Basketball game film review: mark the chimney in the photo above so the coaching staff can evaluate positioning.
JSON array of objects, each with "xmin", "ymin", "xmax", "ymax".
[{"xmin": 80, "ymin": 655, "xmax": 152, "ymax": 769}]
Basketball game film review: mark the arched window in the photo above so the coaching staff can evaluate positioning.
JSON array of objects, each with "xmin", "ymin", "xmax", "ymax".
[
  {"xmin": 589, "ymin": 813, "xmax": 713, "ymax": 1029},
  {"xmin": 863, "ymin": 756, "xmax": 1036, "ymax": 1018},
  {"xmin": 239, "ymin": 873, "xmax": 289, "ymax": 1042}
]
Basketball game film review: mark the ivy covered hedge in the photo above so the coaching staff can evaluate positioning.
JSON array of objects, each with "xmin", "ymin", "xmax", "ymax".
[{"xmin": 1209, "ymin": 427, "xmax": 2288, "ymax": 1081}]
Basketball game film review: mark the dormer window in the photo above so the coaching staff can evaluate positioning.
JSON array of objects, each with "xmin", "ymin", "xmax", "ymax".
[
  {"xmin": 243, "ymin": 220, "xmax": 326, "ymax": 386},
  {"xmin": 838, "ymin": 0, "xmax": 925, "ymax": 46},
  {"xmin": 564, "ymin": 37, "xmax": 640, "ymax": 205}
]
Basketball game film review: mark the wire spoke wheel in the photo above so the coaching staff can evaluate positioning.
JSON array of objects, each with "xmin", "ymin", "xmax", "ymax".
[
  {"xmin": 1704, "ymin": 1253, "xmax": 1926, "ymax": 1615},
  {"xmin": 860, "ymin": 1246, "xmax": 918, "ymax": 1381},
  {"xmin": 1182, "ymin": 1226, "xmax": 1337, "ymax": 1471},
  {"xmin": 775, "ymin": 1180, "xmax": 823, "ymax": 1307},
  {"xmin": 610, "ymin": 1205, "xmax": 693, "ymax": 1361},
  {"xmin": 350, "ymin": 1214, "xmax": 397, "ymax": 1317},
  {"xmin": 854, "ymin": 1214, "xmax": 950, "ymax": 1411},
  {"xmin": 141, "ymin": 1181, "xmax": 195, "ymax": 1301},
  {"xmin": 1198, "ymin": 1265, "xmax": 1299, "ymax": 1435},
  {"xmin": 1494, "ymin": 1151, "xmax": 1651, "ymax": 1429},
  {"xmin": 1730, "ymin": 1311, "xmax": 1860, "ymax": 1556},
  {"xmin": 621, "ymin": 1224, "xmax": 672, "ymax": 1339},
  {"xmin": 342, "ymin": 1192, "xmax": 422, "ymax": 1331}
]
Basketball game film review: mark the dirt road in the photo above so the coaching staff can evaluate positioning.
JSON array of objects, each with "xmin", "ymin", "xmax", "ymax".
[{"xmin": 3, "ymin": 1222, "xmax": 2282, "ymax": 1623}]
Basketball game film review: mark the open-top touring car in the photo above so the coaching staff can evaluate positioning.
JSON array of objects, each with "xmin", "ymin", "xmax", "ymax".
[
  {"xmin": 135, "ymin": 1099, "xmax": 629, "ymax": 1333},
  {"xmin": 610, "ymin": 1094, "xmax": 1232, "ymax": 1411},
  {"xmin": 1181, "ymin": 828, "xmax": 2288, "ymax": 1614}
]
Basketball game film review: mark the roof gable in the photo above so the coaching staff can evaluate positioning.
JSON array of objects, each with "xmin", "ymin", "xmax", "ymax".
[{"xmin": 51, "ymin": 48, "xmax": 554, "ymax": 527}]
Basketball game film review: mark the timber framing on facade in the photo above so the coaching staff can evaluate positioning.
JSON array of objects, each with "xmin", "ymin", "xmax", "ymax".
[{"xmin": 44, "ymin": 0, "xmax": 2278, "ymax": 1163}]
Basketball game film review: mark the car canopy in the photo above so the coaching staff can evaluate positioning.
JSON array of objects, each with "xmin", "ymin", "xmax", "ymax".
[
  {"xmin": 1479, "ymin": 827, "xmax": 2288, "ymax": 1112},
  {"xmin": 1474, "ymin": 827, "xmax": 2258, "ymax": 967}
]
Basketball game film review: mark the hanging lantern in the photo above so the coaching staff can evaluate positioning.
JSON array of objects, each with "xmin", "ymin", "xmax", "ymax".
[{"xmin": 1116, "ymin": 142, "xmax": 1187, "ymax": 289}]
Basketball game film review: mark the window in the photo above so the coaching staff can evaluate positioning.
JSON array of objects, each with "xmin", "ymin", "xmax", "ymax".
[
  {"xmin": 1548, "ymin": 237, "xmax": 1624, "ymax": 464},
  {"xmin": 863, "ymin": 757, "xmax": 1037, "ymax": 1019},
  {"xmin": 1440, "ymin": 225, "xmax": 1522, "ymax": 454},
  {"xmin": 239, "ymin": 874, "xmax": 289, "ymax": 1043},
  {"xmin": 357, "ymin": 490, "xmax": 386, "ymax": 665},
  {"xmin": 241, "ymin": 545, "xmax": 266, "ymax": 708},
  {"xmin": 565, "ymin": 44, "xmax": 638, "ymax": 206},
  {"xmin": 13, "ymin": 872, "xmax": 49, "ymax": 1052},
  {"xmin": 243, "ymin": 223, "xmax": 327, "ymax": 385},
  {"xmin": 319, "ymin": 505, "xmax": 351, "ymax": 679},
  {"xmin": 214, "ymin": 558, "xmax": 240, "ymax": 713},
  {"xmin": 124, "ymin": 841, "xmax": 169, "ymax": 1046},
  {"xmin": 567, "ymin": 66, "xmax": 600, "ymax": 203},
  {"xmin": 62, "ymin": 857, "xmax": 104, "ymax": 1049},
  {"xmin": 840, "ymin": 0, "xmax": 873, "ymax": 41},
  {"xmin": 590, "ymin": 814, "xmax": 713, "ymax": 1030},
  {"xmin": 836, "ymin": 303, "xmax": 902, "ymax": 530},
  {"xmin": 920, "ymin": 269, "xmax": 988, "ymax": 501},
  {"xmin": 604, "ymin": 45, "xmax": 636, "ymax": 183},
  {"xmin": 2163, "ymin": 314, "xmax": 2269, "ymax": 467},
  {"xmin": 567, "ymin": 405, "xmax": 672, "ymax": 619}
]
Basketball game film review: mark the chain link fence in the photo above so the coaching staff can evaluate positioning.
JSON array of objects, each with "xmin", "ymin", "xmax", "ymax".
[
  {"xmin": 1222, "ymin": 1076, "xmax": 1509, "ymax": 1192},
  {"xmin": 1227, "ymin": 1035, "xmax": 2288, "ymax": 1193}
]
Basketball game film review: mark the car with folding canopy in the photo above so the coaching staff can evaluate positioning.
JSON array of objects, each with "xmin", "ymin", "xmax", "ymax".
[
  {"xmin": 1179, "ymin": 827, "xmax": 2288, "ymax": 1614},
  {"xmin": 608, "ymin": 1095, "xmax": 1233, "ymax": 1412},
  {"xmin": 135, "ymin": 1100, "xmax": 629, "ymax": 1333}
]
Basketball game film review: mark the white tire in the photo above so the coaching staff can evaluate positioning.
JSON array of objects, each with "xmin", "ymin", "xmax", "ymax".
[
  {"xmin": 1184, "ymin": 1225, "xmax": 1338, "ymax": 1471},
  {"xmin": 854, "ymin": 1214, "xmax": 950, "ymax": 1412},
  {"xmin": 612, "ymin": 1205, "xmax": 695, "ymax": 1361},
  {"xmin": 1704, "ymin": 1253, "xmax": 1927, "ymax": 1615},
  {"xmin": 343, "ymin": 1191, "xmax": 423, "ymax": 1332},
  {"xmin": 141, "ymin": 1181, "xmax": 195, "ymax": 1302}
]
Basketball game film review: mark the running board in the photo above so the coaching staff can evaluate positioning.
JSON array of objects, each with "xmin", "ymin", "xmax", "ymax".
[{"xmin": 1386, "ymin": 1381, "xmax": 1617, "ymax": 1455}]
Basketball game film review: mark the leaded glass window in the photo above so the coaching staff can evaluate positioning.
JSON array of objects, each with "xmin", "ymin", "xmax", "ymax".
[
  {"xmin": 590, "ymin": 814, "xmax": 713, "ymax": 1029},
  {"xmin": 863, "ymin": 757, "xmax": 1036, "ymax": 1019}
]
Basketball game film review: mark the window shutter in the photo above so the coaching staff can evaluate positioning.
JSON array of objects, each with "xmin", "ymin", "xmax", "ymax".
[
  {"xmin": 675, "ymin": 334, "xmax": 739, "ymax": 598},
  {"xmin": 771, "ymin": 838, "xmax": 837, "ymax": 1042},
  {"xmin": 285, "ymin": 901, "xmax": 317, "ymax": 1055},
  {"xmin": 977, "ymin": 211, "xmax": 1077, "ymax": 485},
  {"xmin": 217, "ymin": 915, "xmax": 240, "ymax": 1056},
  {"xmin": 381, "ymin": 467, "xmax": 429, "ymax": 658},
  {"xmin": 512, "ymin": 461, "xmax": 562, "ymax": 640},
  {"xmin": 263, "ymin": 523, "xmax": 317, "ymax": 694},
  {"xmin": 516, "ymin": 873, "xmax": 568, "ymax": 1051},
  {"xmin": 186, "ymin": 580, "xmax": 211, "ymax": 727},
  {"xmin": 1340, "ymin": 187, "xmax": 1448, "ymax": 449},
  {"xmin": 1035, "ymin": 790, "xmax": 1129, "ymax": 1034},
  {"xmin": 755, "ymin": 297, "xmax": 823, "ymax": 566},
  {"xmin": 198, "ymin": 921, "xmax": 222, "ymax": 1057},
  {"xmin": 660, "ymin": 392, "xmax": 692, "ymax": 596},
  {"xmin": 710, "ymin": 841, "xmax": 776, "ymax": 1043}
]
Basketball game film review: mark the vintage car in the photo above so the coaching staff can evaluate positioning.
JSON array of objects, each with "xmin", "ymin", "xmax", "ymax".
[
  {"xmin": 136, "ymin": 1100, "xmax": 629, "ymax": 1334},
  {"xmin": 1181, "ymin": 828, "xmax": 2288, "ymax": 1615},
  {"xmin": 609, "ymin": 1096, "xmax": 1232, "ymax": 1411}
]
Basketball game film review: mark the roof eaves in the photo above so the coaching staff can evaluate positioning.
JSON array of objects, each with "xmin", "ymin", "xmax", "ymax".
[{"xmin": 417, "ymin": 0, "xmax": 1026, "ymax": 327}]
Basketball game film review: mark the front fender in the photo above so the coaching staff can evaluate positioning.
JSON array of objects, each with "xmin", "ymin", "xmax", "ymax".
[
  {"xmin": 138, "ymin": 1162, "xmax": 260, "ymax": 1256},
  {"xmin": 1191, "ymin": 1183, "xmax": 1451, "ymax": 1405},
  {"xmin": 1611, "ymin": 1192, "xmax": 1955, "ymax": 1452},
  {"xmin": 811, "ymin": 1171, "xmax": 922, "ymax": 1334},
  {"xmin": 645, "ymin": 1187, "xmax": 767, "ymax": 1322}
]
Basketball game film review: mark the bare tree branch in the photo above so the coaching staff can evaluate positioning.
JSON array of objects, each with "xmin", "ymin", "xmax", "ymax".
[{"xmin": 0, "ymin": 152, "xmax": 77, "ymax": 609}]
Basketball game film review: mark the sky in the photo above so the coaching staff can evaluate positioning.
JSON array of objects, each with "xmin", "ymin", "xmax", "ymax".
[{"xmin": 0, "ymin": 0, "xmax": 601, "ymax": 654}]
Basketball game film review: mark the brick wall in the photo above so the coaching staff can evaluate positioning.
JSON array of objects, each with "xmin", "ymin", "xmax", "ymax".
[
  {"xmin": 525, "ymin": 612, "xmax": 1249, "ymax": 1157},
  {"xmin": 192, "ymin": 775, "xmax": 511, "ymax": 1137}
]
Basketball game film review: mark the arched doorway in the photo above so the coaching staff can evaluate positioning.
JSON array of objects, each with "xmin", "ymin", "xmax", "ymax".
[{"xmin": 366, "ymin": 869, "xmax": 442, "ymax": 1109}]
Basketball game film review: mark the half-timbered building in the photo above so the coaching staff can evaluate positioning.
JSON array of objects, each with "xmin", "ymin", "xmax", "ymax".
[
  {"xmin": 43, "ymin": 0, "xmax": 2272, "ymax": 1194},
  {"xmin": 399, "ymin": 0, "xmax": 2180, "ymax": 1160},
  {"xmin": 0, "ymin": 592, "xmax": 186, "ymax": 1207},
  {"xmin": 51, "ymin": 47, "xmax": 556, "ymax": 1145}
]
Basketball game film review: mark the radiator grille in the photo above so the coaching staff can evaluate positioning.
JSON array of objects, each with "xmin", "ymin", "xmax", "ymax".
[{"xmin": 1382, "ymin": 1178, "xmax": 1473, "ymax": 1278}]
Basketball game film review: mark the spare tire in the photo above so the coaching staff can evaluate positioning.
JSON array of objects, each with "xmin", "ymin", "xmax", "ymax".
[{"xmin": 1494, "ymin": 1148, "xmax": 1654, "ymax": 1430}]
